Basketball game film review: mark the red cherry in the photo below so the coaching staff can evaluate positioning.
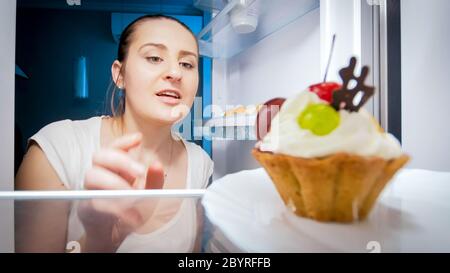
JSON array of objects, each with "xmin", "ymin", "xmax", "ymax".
[
  {"xmin": 308, "ymin": 82, "xmax": 342, "ymax": 103},
  {"xmin": 256, "ymin": 97, "xmax": 286, "ymax": 141}
]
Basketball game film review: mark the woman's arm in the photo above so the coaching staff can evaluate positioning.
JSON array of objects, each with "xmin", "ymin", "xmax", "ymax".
[
  {"xmin": 14, "ymin": 142, "xmax": 71, "ymax": 252},
  {"xmin": 15, "ymin": 142, "xmax": 68, "ymax": 190}
]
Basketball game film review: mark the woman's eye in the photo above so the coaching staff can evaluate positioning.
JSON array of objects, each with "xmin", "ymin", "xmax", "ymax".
[
  {"xmin": 180, "ymin": 62, "xmax": 194, "ymax": 69},
  {"xmin": 146, "ymin": 56, "xmax": 163, "ymax": 63}
]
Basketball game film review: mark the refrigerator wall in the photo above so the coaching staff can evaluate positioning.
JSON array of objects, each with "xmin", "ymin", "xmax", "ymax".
[
  {"xmin": 211, "ymin": 0, "xmax": 377, "ymax": 179},
  {"xmin": 401, "ymin": 0, "xmax": 450, "ymax": 172},
  {"xmin": 211, "ymin": 7, "xmax": 321, "ymax": 179}
]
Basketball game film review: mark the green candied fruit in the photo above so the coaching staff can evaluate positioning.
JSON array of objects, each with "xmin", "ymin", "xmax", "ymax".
[{"xmin": 297, "ymin": 104, "xmax": 340, "ymax": 136}]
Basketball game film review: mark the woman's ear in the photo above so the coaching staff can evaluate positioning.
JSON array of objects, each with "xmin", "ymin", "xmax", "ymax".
[{"xmin": 111, "ymin": 60, "xmax": 124, "ymax": 89}]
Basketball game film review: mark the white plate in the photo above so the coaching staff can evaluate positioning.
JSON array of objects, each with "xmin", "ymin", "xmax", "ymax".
[{"xmin": 202, "ymin": 168, "xmax": 450, "ymax": 252}]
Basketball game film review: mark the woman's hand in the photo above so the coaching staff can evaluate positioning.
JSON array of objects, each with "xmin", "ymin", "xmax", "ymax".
[{"xmin": 78, "ymin": 133, "xmax": 165, "ymax": 252}]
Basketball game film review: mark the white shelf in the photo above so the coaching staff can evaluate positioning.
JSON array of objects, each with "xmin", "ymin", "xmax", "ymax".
[
  {"xmin": 203, "ymin": 114, "xmax": 257, "ymax": 140},
  {"xmin": 203, "ymin": 168, "xmax": 450, "ymax": 252},
  {"xmin": 204, "ymin": 114, "xmax": 256, "ymax": 128},
  {"xmin": 0, "ymin": 189, "xmax": 205, "ymax": 200},
  {"xmin": 195, "ymin": 0, "xmax": 320, "ymax": 59}
]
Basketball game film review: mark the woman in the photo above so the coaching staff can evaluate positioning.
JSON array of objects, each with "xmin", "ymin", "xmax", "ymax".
[{"xmin": 15, "ymin": 14, "xmax": 213, "ymax": 252}]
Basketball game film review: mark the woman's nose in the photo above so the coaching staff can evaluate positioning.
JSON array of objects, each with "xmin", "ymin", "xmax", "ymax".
[{"xmin": 164, "ymin": 64, "xmax": 182, "ymax": 82}]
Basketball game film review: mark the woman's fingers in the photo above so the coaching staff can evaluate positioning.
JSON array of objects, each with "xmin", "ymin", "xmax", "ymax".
[
  {"xmin": 145, "ymin": 161, "xmax": 165, "ymax": 190},
  {"xmin": 89, "ymin": 199, "xmax": 143, "ymax": 227},
  {"xmin": 77, "ymin": 199, "xmax": 117, "ymax": 233},
  {"xmin": 92, "ymin": 149, "xmax": 146, "ymax": 183},
  {"xmin": 131, "ymin": 161, "xmax": 165, "ymax": 190},
  {"xmin": 129, "ymin": 161, "xmax": 164, "ymax": 225},
  {"xmin": 84, "ymin": 166, "xmax": 134, "ymax": 190},
  {"xmin": 110, "ymin": 132, "xmax": 143, "ymax": 152}
]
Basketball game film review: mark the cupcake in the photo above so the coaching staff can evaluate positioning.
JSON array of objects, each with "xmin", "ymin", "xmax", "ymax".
[{"xmin": 252, "ymin": 57, "xmax": 409, "ymax": 223}]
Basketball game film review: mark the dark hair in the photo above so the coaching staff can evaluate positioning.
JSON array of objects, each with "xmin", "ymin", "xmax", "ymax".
[{"xmin": 108, "ymin": 14, "xmax": 198, "ymax": 119}]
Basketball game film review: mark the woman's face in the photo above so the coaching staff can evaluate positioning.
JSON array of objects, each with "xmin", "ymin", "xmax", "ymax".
[{"xmin": 115, "ymin": 19, "xmax": 199, "ymax": 125}]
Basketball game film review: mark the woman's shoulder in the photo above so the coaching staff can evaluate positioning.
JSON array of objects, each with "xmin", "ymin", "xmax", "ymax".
[
  {"xmin": 35, "ymin": 116, "xmax": 101, "ymax": 138},
  {"xmin": 178, "ymin": 137, "xmax": 214, "ymax": 189},
  {"xmin": 30, "ymin": 115, "xmax": 104, "ymax": 158},
  {"xmin": 178, "ymin": 137, "xmax": 212, "ymax": 165},
  {"xmin": 184, "ymin": 140, "xmax": 210, "ymax": 160},
  {"xmin": 28, "ymin": 116, "xmax": 103, "ymax": 189}
]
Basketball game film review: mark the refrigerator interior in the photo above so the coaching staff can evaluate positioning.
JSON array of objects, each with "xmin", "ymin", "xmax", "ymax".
[
  {"xmin": 0, "ymin": 0, "xmax": 450, "ymax": 252},
  {"xmin": 208, "ymin": 0, "xmax": 381, "ymax": 179}
]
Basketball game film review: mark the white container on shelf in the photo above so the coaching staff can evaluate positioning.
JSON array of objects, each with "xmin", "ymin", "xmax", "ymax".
[
  {"xmin": 196, "ymin": 0, "xmax": 320, "ymax": 58},
  {"xmin": 229, "ymin": 0, "xmax": 258, "ymax": 34}
]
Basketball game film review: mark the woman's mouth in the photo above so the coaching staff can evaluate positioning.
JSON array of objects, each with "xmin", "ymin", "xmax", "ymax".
[{"xmin": 155, "ymin": 90, "xmax": 182, "ymax": 105}]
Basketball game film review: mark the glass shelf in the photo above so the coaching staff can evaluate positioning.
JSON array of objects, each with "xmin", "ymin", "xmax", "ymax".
[
  {"xmin": 2, "ymin": 190, "xmax": 205, "ymax": 253},
  {"xmin": 194, "ymin": 0, "xmax": 320, "ymax": 59},
  {"xmin": 193, "ymin": 0, "xmax": 228, "ymax": 12},
  {"xmin": 4, "ymin": 169, "xmax": 450, "ymax": 252},
  {"xmin": 203, "ymin": 114, "xmax": 257, "ymax": 140},
  {"xmin": 204, "ymin": 114, "xmax": 256, "ymax": 128}
]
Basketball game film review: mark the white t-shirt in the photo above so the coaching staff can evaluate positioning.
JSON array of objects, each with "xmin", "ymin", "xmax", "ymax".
[{"xmin": 29, "ymin": 116, "xmax": 214, "ymax": 252}]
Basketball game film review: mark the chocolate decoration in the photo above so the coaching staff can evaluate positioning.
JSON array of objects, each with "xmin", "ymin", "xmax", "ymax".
[{"xmin": 331, "ymin": 57, "xmax": 375, "ymax": 112}]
